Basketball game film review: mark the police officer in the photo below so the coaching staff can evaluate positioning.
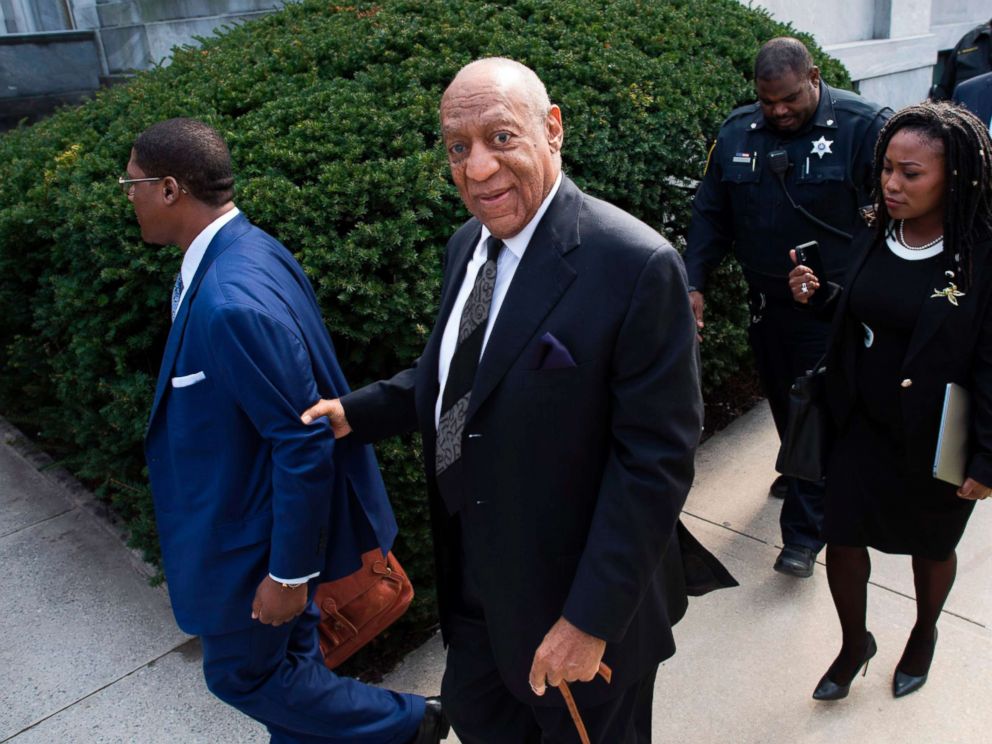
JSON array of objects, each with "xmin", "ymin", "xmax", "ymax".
[
  {"xmin": 931, "ymin": 17, "xmax": 992, "ymax": 101},
  {"xmin": 684, "ymin": 37, "xmax": 890, "ymax": 578}
]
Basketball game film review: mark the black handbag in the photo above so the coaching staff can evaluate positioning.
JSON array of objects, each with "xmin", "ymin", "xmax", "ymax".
[{"xmin": 775, "ymin": 359, "xmax": 829, "ymax": 483}]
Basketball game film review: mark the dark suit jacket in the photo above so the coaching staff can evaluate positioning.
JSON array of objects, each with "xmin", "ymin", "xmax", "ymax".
[
  {"xmin": 343, "ymin": 176, "xmax": 704, "ymax": 705},
  {"xmin": 823, "ymin": 231, "xmax": 992, "ymax": 486},
  {"xmin": 954, "ymin": 71, "xmax": 992, "ymax": 127},
  {"xmin": 145, "ymin": 214, "xmax": 398, "ymax": 636}
]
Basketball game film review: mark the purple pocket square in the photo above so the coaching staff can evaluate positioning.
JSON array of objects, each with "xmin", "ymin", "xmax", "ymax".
[{"xmin": 536, "ymin": 332, "xmax": 577, "ymax": 370}]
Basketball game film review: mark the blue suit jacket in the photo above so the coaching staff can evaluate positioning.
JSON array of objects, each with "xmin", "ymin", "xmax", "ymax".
[
  {"xmin": 954, "ymin": 71, "xmax": 992, "ymax": 127},
  {"xmin": 145, "ymin": 213, "xmax": 397, "ymax": 636}
]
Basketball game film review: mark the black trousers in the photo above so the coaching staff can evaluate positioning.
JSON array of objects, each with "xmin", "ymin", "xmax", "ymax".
[
  {"xmin": 441, "ymin": 612, "xmax": 656, "ymax": 744},
  {"xmin": 747, "ymin": 290, "xmax": 830, "ymax": 552}
]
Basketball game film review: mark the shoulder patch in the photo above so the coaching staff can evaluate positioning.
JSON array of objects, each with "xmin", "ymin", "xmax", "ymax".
[{"xmin": 703, "ymin": 141, "xmax": 717, "ymax": 176}]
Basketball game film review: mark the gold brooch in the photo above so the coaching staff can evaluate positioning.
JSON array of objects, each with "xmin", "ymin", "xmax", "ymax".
[{"xmin": 931, "ymin": 271, "xmax": 965, "ymax": 306}]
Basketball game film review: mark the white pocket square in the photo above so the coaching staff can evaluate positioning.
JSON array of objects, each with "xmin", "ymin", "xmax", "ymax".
[{"xmin": 171, "ymin": 371, "xmax": 206, "ymax": 388}]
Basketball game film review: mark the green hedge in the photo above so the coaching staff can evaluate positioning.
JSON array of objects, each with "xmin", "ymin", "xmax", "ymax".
[{"xmin": 0, "ymin": 0, "xmax": 849, "ymax": 630}]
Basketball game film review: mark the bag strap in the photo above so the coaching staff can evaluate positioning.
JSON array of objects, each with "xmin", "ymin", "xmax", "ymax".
[{"xmin": 555, "ymin": 663, "xmax": 612, "ymax": 744}]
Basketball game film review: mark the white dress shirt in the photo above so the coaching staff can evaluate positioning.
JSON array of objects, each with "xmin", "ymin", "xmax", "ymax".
[
  {"xmin": 435, "ymin": 173, "xmax": 563, "ymax": 426},
  {"xmin": 172, "ymin": 206, "xmax": 241, "ymax": 322}
]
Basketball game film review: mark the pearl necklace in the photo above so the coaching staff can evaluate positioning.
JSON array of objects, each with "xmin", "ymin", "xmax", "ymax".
[{"xmin": 898, "ymin": 219, "xmax": 943, "ymax": 250}]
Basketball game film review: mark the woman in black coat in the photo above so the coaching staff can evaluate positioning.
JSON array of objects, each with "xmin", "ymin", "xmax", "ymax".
[{"xmin": 789, "ymin": 101, "xmax": 992, "ymax": 701}]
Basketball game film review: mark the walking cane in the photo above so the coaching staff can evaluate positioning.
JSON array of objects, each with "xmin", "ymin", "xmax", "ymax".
[{"xmin": 555, "ymin": 662, "xmax": 612, "ymax": 744}]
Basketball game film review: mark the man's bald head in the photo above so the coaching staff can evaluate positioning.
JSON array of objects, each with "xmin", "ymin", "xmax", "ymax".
[{"xmin": 442, "ymin": 57, "xmax": 552, "ymax": 127}]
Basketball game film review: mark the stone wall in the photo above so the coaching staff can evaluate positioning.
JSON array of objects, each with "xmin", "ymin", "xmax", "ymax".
[
  {"xmin": 0, "ymin": 29, "xmax": 101, "ymax": 129},
  {"xmin": 76, "ymin": 0, "xmax": 287, "ymax": 74},
  {"xmin": 753, "ymin": 0, "xmax": 990, "ymax": 109}
]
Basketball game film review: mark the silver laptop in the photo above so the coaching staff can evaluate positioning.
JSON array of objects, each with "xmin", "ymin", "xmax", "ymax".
[{"xmin": 933, "ymin": 383, "xmax": 970, "ymax": 487}]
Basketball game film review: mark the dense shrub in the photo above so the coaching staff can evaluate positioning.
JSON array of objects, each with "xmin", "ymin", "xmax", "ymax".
[{"xmin": 0, "ymin": 0, "xmax": 850, "ymax": 632}]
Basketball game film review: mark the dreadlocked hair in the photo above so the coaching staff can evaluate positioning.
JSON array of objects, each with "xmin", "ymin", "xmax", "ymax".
[{"xmin": 870, "ymin": 100, "xmax": 992, "ymax": 291}]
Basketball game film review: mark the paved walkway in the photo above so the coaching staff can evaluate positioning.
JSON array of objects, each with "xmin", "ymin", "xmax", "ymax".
[{"xmin": 2, "ymin": 403, "xmax": 990, "ymax": 743}]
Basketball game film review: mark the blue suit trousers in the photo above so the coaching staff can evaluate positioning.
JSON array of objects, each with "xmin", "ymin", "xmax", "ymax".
[{"xmin": 200, "ymin": 600, "xmax": 423, "ymax": 744}]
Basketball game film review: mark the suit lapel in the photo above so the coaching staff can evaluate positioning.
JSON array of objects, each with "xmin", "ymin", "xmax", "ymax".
[
  {"xmin": 466, "ymin": 177, "xmax": 581, "ymax": 421},
  {"xmin": 147, "ymin": 214, "xmax": 252, "ymax": 427}
]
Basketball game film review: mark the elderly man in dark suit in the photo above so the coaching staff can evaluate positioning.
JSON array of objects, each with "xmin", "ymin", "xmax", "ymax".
[
  {"xmin": 303, "ymin": 58, "xmax": 707, "ymax": 743},
  {"xmin": 953, "ymin": 70, "xmax": 992, "ymax": 130}
]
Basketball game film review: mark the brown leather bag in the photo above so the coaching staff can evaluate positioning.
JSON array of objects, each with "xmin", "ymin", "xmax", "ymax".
[{"xmin": 314, "ymin": 548, "xmax": 414, "ymax": 669}]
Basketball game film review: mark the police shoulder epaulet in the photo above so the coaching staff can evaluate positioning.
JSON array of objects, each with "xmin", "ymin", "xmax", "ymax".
[
  {"xmin": 830, "ymin": 91, "xmax": 885, "ymax": 119},
  {"xmin": 724, "ymin": 101, "xmax": 760, "ymax": 124}
]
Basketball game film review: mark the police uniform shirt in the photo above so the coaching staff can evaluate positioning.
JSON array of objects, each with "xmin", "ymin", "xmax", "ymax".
[
  {"xmin": 932, "ymin": 18, "xmax": 992, "ymax": 101},
  {"xmin": 684, "ymin": 80, "xmax": 891, "ymax": 300}
]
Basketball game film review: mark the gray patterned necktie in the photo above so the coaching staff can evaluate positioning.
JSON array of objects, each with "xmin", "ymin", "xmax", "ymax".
[
  {"xmin": 171, "ymin": 272, "xmax": 184, "ymax": 322},
  {"xmin": 435, "ymin": 236, "xmax": 503, "ymax": 510}
]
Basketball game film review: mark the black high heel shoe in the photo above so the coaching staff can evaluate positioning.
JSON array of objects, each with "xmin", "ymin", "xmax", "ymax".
[
  {"xmin": 893, "ymin": 627, "xmax": 938, "ymax": 699},
  {"xmin": 812, "ymin": 632, "xmax": 877, "ymax": 701}
]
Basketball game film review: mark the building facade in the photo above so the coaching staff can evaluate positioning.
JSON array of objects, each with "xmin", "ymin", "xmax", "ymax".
[
  {"xmin": 0, "ymin": 1, "xmax": 988, "ymax": 129},
  {"xmin": 756, "ymin": 0, "xmax": 989, "ymax": 107}
]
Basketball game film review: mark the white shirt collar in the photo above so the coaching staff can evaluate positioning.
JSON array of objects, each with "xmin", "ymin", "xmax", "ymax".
[
  {"xmin": 478, "ymin": 172, "xmax": 563, "ymax": 258},
  {"xmin": 885, "ymin": 228, "xmax": 944, "ymax": 261},
  {"xmin": 180, "ymin": 206, "xmax": 241, "ymax": 291}
]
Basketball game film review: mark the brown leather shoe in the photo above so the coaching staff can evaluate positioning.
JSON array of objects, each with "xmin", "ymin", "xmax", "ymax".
[{"xmin": 409, "ymin": 696, "xmax": 449, "ymax": 744}]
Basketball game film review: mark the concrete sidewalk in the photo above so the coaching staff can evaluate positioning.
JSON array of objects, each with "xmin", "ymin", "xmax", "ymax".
[{"xmin": 2, "ymin": 403, "xmax": 990, "ymax": 743}]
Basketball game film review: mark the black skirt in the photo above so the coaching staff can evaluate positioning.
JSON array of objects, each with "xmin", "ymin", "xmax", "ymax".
[{"xmin": 823, "ymin": 408, "xmax": 976, "ymax": 559}]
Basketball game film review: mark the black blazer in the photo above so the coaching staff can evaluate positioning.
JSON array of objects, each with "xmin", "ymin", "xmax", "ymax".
[
  {"xmin": 343, "ymin": 176, "xmax": 705, "ymax": 705},
  {"xmin": 953, "ymin": 70, "xmax": 992, "ymax": 125},
  {"xmin": 823, "ymin": 231, "xmax": 992, "ymax": 487}
]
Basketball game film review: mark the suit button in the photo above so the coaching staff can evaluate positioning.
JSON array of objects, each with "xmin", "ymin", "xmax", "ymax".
[{"xmin": 900, "ymin": 378, "xmax": 913, "ymax": 388}]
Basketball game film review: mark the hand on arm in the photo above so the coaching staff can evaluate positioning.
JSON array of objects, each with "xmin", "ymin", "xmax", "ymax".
[
  {"xmin": 527, "ymin": 616, "xmax": 607, "ymax": 696},
  {"xmin": 251, "ymin": 576, "xmax": 308, "ymax": 625},
  {"xmin": 301, "ymin": 398, "xmax": 352, "ymax": 438}
]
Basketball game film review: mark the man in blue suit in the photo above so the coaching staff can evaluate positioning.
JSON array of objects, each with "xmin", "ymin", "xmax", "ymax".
[
  {"xmin": 134, "ymin": 118, "xmax": 446, "ymax": 743},
  {"xmin": 953, "ymin": 70, "xmax": 992, "ymax": 132}
]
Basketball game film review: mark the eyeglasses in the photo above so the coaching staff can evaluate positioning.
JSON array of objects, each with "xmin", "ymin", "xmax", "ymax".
[
  {"xmin": 118, "ymin": 175, "xmax": 163, "ymax": 195},
  {"xmin": 117, "ymin": 175, "xmax": 189, "ymax": 196}
]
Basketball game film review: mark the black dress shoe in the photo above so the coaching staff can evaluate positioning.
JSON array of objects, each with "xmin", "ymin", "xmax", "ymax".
[
  {"xmin": 812, "ymin": 632, "xmax": 877, "ymax": 701},
  {"xmin": 769, "ymin": 474, "xmax": 789, "ymax": 499},
  {"xmin": 773, "ymin": 545, "xmax": 816, "ymax": 578},
  {"xmin": 409, "ymin": 696, "xmax": 449, "ymax": 744},
  {"xmin": 893, "ymin": 627, "xmax": 938, "ymax": 699}
]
